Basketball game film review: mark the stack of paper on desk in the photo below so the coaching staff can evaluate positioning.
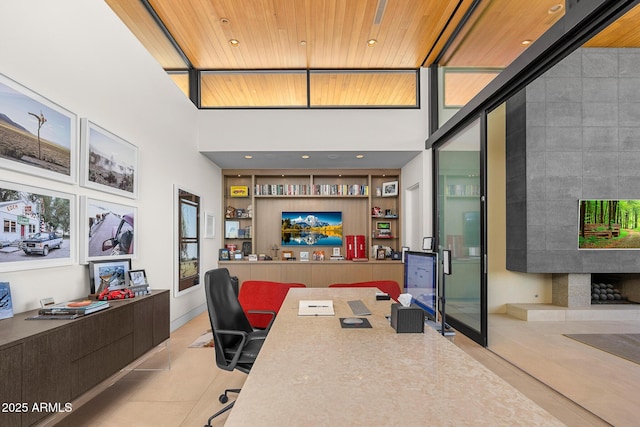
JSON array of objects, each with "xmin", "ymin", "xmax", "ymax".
[{"xmin": 298, "ymin": 300, "xmax": 334, "ymax": 316}]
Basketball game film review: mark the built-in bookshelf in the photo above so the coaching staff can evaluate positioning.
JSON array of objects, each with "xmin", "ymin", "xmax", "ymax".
[{"xmin": 222, "ymin": 169, "xmax": 400, "ymax": 260}]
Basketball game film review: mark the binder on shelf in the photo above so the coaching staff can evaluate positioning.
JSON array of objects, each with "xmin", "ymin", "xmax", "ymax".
[
  {"xmin": 346, "ymin": 235, "xmax": 355, "ymax": 260},
  {"xmin": 356, "ymin": 235, "xmax": 366, "ymax": 259}
]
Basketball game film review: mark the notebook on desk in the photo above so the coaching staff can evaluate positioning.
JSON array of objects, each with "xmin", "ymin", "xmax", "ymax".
[{"xmin": 298, "ymin": 300, "xmax": 335, "ymax": 316}]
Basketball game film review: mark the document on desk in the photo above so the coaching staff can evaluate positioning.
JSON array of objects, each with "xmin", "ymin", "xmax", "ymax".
[{"xmin": 298, "ymin": 300, "xmax": 335, "ymax": 316}]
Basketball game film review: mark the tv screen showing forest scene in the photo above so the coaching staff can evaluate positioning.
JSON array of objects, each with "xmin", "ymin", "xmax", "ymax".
[
  {"xmin": 281, "ymin": 211, "xmax": 343, "ymax": 246},
  {"xmin": 578, "ymin": 200, "xmax": 640, "ymax": 249}
]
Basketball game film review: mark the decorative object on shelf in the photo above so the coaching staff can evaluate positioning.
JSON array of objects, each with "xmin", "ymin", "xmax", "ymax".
[
  {"xmin": 248, "ymin": 254, "xmax": 258, "ymax": 261},
  {"xmin": 382, "ymin": 180, "xmax": 398, "ymax": 197},
  {"xmin": 376, "ymin": 187, "xmax": 382, "ymax": 197},
  {"xmin": 372, "ymin": 206, "xmax": 383, "ymax": 217},
  {"xmin": 282, "ymin": 250, "xmax": 293, "ymax": 260},
  {"xmin": 376, "ymin": 248, "xmax": 386, "ymax": 260},
  {"xmin": 300, "ymin": 251, "xmax": 309, "ymax": 261},
  {"xmin": 219, "ymin": 248, "xmax": 230, "ymax": 260},
  {"xmin": 225, "ymin": 205, "xmax": 236, "ymax": 218},
  {"xmin": 80, "ymin": 118, "xmax": 138, "ymax": 199},
  {"xmin": 235, "ymin": 208, "xmax": 245, "ymax": 218},
  {"xmin": 230, "ymin": 185, "xmax": 249, "ymax": 197},
  {"xmin": 225, "ymin": 243, "xmax": 237, "ymax": 252},
  {"xmin": 332, "ymin": 247, "xmax": 341, "ymax": 257},
  {"xmin": 376, "ymin": 221, "xmax": 391, "ymax": 230},
  {"xmin": 88, "ymin": 258, "xmax": 132, "ymax": 295},
  {"xmin": 0, "ymin": 180, "xmax": 76, "ymax": 273},
  {"xmin": 242, "ymin": 241, "xmax": 252, "ymax": 256},
  {"xmin": 175, "ymin": 186, "xmax": 201, "ymax": 297},
  {"xmin": 312, "ymin": 250, "xmax": 325, "ymax": 261},
  {"xmin": 0, "ymin": 282, "xmax": 13, "ymax": 320},
  {"xmin": 225, "ymin": 220, "xmax": 240, "ymax": 238},
  {"xmin": 246, "ymin": 204, "xmax": 253, "ymax": 218},
  {"xmin": 385, "ymin": 208, "xmax": 398, "ymax": 217},
  {"xmin": 0, "ymin": 73, "xmax": 78, "ymax": 184},
  {"xmin": 271, "ymin": 244, "xmax": 279, "ymax": 259},
  {"xmin": 81, "ymin": 196, "xmax": 136, "ymax": 263},
  {"xmin": 234, "ymin": 252, "xmax": 243, "ymax": 260}
]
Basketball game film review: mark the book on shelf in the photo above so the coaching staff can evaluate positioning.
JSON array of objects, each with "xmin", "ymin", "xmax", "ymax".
[
  {"xmin": 0, "ymin": 282, "xmax": 14, "ymax": 320},
  {"xmin": 39, "ymin": 300, "xmax": 110, "ymax": 316}
]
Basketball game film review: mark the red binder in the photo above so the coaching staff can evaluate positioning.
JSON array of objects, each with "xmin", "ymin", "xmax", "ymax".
[
  {"xmin": 355, "ymin": 235, "xmax": 366, "ymax": 259},
  {"xmin": 346, "ymin": 235, "xmax": 355, "ymax": 260}
]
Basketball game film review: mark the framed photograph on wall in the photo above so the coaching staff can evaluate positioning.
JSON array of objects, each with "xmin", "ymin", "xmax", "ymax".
[
  {"xmin": 175, "ymin": 185, "xmax": 201, "ymax": 297},
  {"xmin": 0, "ymin": 180, "xmax": 76, "ymax": 272},
  {"xmin": 80, "ymin": 196, "xmax": 136, "ymax": 263},
  {"xmin": 88, "ymin": 258, "xmax": 131, "ymax": 294},
  {"xmin": 80, "ymin": 118, "xmax": 138, "ymax": 199},
  {"xmin": 0, "ymin": 73, "xmax": 78, "ymax": 184},
  {"xmin": 382, "ymin": 181, "xmax": 398, "ymax": 197}
]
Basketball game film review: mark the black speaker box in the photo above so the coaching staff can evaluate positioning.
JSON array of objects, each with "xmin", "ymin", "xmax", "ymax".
[{"xmin": 390, "ymin": 303, "xmax": 424, "ymax": 333}]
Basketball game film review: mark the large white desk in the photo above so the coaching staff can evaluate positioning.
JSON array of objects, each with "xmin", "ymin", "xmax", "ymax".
[{"xmin": 224, "ymin": 288, "xmax": 562, "ymax": 426}]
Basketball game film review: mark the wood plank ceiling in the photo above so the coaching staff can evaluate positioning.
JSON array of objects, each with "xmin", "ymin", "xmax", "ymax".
[{"xmin": 105, "ymin": 1, "xmax": 640, "ymax": 109}]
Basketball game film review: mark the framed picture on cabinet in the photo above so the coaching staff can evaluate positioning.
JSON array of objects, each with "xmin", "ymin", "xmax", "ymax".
[
  {"xmin": 0, "ymin": 73, "xmax": 78, "ymax": 184},
  {"xmin": 80, "ymin": 118, "xmax": 138, "ymax": 199},
  {"xmin": 382, "ymin": 181, "xmax": 398, "ymax": 197}
]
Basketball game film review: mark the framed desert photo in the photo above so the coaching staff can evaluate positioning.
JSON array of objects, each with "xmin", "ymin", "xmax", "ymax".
[
  {"xmin": 80, "ymin": 118, "xmax": 138, "ymax": 199},
  {"xmin": 175, "ymin": 186, "xmax": 201, "ymax": 297},
  {"xmin": 0, "ymin": 73, "xmax": 77, "ymax": 183},
  {"xmin": 0, "ymin": 180, "xmax": 76, "ymax": 272},
  {"xmin": 80, "ymin": 196, "xmax": 136, "ymax": 263},
  {"xmin": 382, "ymin": 181, "xmax": 398, "ymax": 197}
]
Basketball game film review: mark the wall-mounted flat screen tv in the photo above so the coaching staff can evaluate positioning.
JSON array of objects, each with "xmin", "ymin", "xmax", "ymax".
[
  {"xmin": 281, "ymin": 211, "xmax": 342, "ymax": 246},
  {"xmin": 578, "ymin": 199, "xmax": 640, "ymax": 249}
]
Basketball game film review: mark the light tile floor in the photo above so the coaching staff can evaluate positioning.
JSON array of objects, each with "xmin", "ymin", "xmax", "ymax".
[{"xmin": 39, "ymin": 310, "xmax": 639, "ymax": 426}]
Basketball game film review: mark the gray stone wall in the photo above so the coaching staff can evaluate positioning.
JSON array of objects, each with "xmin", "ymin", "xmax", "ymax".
[{"xmin": 506, "ymin": 48, "xmax": 640, "ymax": 273}]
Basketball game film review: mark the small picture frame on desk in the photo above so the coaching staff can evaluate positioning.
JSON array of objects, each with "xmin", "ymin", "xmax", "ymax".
[
  {"xmin": 300, "ymin": 251, "xmax": 309, "ymax": 261},
  {"xmin": 282, "ymin": 250, "xmax": 293, "ymax": 260},
  {"xmin": 128, "ymin": 269, "xmax": 147, "ymax": 286},
  {"xmin": 219, "ymin": 249, "xmax": 230, "ymax": 261},
  {"xmin": 376, "ymin": 248, "xmax": 386, "ymax": 260}
]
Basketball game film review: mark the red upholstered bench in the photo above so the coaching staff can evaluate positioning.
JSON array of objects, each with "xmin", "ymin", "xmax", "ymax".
[
  {"xmin": 238, "ymin": 281, "xmax": 306, "ymax": 329},
  {"xmin": 328, "ymin": 280, "xmax": 401, "ymax": 301}
]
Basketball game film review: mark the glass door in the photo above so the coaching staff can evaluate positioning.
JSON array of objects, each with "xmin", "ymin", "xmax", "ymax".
[{"xmin": 435, "ymin": 118, "xmax": 486, "ymax": 346}]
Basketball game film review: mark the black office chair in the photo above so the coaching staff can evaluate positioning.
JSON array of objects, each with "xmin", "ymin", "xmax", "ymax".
[{"xmin": 204, "ymin": 268, "xmax": 268, "ymax": 426}]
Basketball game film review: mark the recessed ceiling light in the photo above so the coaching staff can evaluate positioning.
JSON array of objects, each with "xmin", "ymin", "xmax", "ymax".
[
  {"xmin": 327, "ymin": 154, "xmax": 339, "ymax": 159},
  {"xmin": 521, "ymin": 40, "xmax": 532, "ymax": 46},
  {"xmin": 229, "ymin": 39, "xmax": 239, "ymax": 47},
  {"xmin": 548, "ymin": 4, "xmax": 563, "ymax": 14},
  {"xmin": 244, "ymin": 155, "xmax": 253, "ymax": 159},
  {"xmin": 367, "ymin": 39, "xmax": 377, "ymax": 47},
  {"xmin": 356, "ymin": 154, "xmax": 364, "ymax": 159},
  {"xmin": 301, "ymin": 155, "xmax": 310, "ymax": 159}
]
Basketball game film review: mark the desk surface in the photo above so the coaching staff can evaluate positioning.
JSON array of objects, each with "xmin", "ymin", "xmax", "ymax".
[{"xmin": 224, "ymin": 288, "xmax": 562, "ymax": 426}]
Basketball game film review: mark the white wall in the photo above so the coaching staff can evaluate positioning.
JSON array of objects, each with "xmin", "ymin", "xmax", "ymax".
[
  {"xmin": 0, "ymin": 0, "xmax": 221, "ymax": 329},
  {"xmin": 197, "ymin": 69, "xmax": 430, "ymax": 154},
  {"xmin": 401, "ymin": 150, "xmax": 433, "ymax": 250}
]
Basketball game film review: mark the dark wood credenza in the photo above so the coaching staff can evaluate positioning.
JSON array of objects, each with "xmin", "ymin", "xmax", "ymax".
[{"xmin": 0, "ymin": 290, "xmax": 170, "ymax": 427}]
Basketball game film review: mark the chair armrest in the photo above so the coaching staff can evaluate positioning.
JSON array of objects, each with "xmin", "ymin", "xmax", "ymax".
[
  {"xmin": 247, "ymin": 309, "xmax": 277, "ymax": 331},
  {"xmin": 216, "ymin": 329, "xmax": 250, "ymax": 367}
]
